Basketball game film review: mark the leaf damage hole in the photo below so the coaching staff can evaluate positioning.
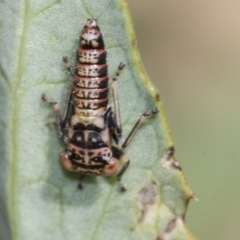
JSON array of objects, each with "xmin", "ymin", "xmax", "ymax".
[
  {"xmin": 137, "ymin": 181, "xmax": 158, "ymax": 223},
  {"xmin": 156, "ymin": 216, "xmax": 184, "ymax": 240},
  {"xmin": 161, "ymin": 147, "xmax": 182, "ymax": 171}
]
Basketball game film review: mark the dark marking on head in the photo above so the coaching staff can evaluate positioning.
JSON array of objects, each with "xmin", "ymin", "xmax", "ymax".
[
  {"xmin": 72, "ymin": 160, "xmax": 105, "ymax": 170},
  {"xmin": 68, "ymin": 148, "xmax": 84, "ymax": 162},
  {"xmin": 88, "ymin": 152, "xmax": 94, "ymax": 157},
  {"xmin": 90, "ymin": 157, "xmax": 108, "ymax": 165}
]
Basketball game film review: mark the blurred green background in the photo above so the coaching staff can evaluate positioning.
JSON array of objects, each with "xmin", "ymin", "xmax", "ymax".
[{"xmin": 128, "ymin": 1, "xmax": 240, "ymax": 239}]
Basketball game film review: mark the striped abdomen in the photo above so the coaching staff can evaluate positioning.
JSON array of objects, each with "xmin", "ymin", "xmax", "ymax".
[{"xmin": 73, "ymin": 19, "xmax": 108, "ymax": 119}]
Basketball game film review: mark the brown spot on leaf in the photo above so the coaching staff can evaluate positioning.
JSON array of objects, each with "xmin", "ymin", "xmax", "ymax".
[
  {"xmin": 131, "ymin": 37, "xmax": 137, "ymax": 47},
  {"xmin": 138, "ymin": 181, "xmax": 158, "ymax": 223},
  {"xmin": 155, "ymin": 93, "xmax": 161, "ymax": 101},
  {"xmin": 161, "ymin": 147, "xmax": 182, "ymax": 171},
  {"xmin": 156, "ymin": 217, "xmax": 184, "ymax": 240}
]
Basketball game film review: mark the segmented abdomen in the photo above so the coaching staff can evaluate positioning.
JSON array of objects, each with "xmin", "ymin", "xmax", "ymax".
[{"xmin": 73, "ymin": 19, "xmax": 108, "ymax": 117}]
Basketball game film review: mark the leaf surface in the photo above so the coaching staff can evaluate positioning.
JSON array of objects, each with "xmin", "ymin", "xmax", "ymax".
[{"xmin": 0, "ymin": 0, "xmax": 196, "ymax": 239}]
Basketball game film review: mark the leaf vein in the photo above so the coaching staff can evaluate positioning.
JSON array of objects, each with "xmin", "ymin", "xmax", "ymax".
[
  {"xmin": 0, "ymin": 64, "xmax": 11, "ymax": 91},
  {"xmin": 32, "ymin": 0, "xmax": 62, "ymax": 18},
  {"xmin": 9, "ymin": 0, "xmax": 31, "ymax": 238},
  {"xmin": 90, "ymin": 187, "xmax": 114, "ymax": 240}
]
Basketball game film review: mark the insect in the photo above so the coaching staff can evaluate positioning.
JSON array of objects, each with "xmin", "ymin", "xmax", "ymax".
[{"xmin": 42, "ymin": 19, "xmax": 159, "ymax": 191}]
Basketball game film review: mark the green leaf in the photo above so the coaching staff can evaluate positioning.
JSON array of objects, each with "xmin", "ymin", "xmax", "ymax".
[{"xmin": 0, "ymin": 0, "xmax": 196, "ymax": 239}]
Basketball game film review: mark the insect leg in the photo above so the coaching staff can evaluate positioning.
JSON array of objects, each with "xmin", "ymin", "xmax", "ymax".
[
  {"xmin": 121, "ymin": 108, "xmax": 159, "ymax": 148},
  {"xmin": 42, "ymin": 90, "xmax": 72, "ymax": 142},
  {"xmin": 117, "ymin": 155, "xmax": 129, "ymax": 192},
  {"xmin": 63, "ymin": 56, "xmax": 75, "ymax": 76},
  {"xmin": 109, "ymin": 111, "xmax": 123, "ymax": 146},
  {"xmin": 77, "ymin": 174, "xmax": 85, "ymax": 190},
  {"xmin": 112, "ymin": 146, "xmax": 130, "ymax": 192},
  {"xmin": 110, "ymin": 62, "xmax": 125, "ymax": 135}
]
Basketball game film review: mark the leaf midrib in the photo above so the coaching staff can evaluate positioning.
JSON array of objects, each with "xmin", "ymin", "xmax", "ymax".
[{"xmin": 9, "ymin": 1, "xmax": 30, "ymax": 239}]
